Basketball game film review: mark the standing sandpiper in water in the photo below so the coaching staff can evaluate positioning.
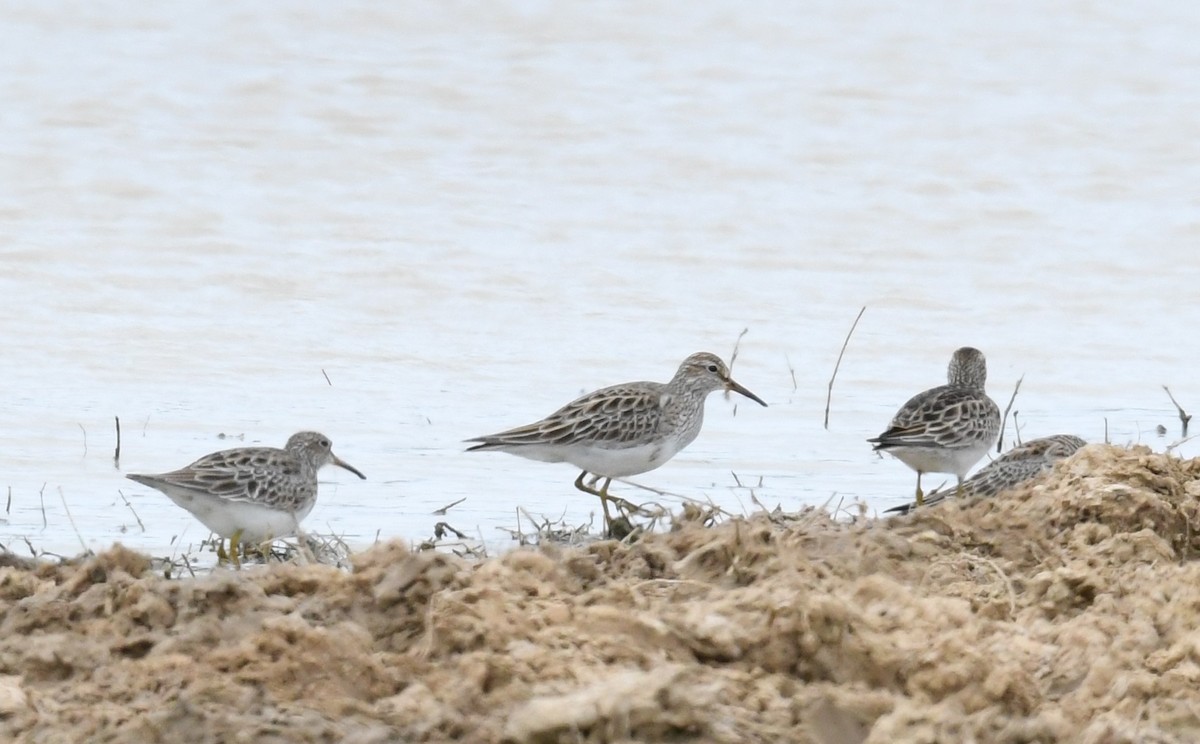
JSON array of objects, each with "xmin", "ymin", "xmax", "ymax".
[
  {"xmin": 465, "ymin": 352, "xmax": 767, "ymax": 533},
  {"xmin": 886, "ymin": 434, "xmax": 1086, "ymax": 514},
  {"xmin": 868, "ymin": 347, "xmax": 1001, "ymax": 507},
  {"xmin": 127, "ymin": 431, "xmax": 365, "ymax": 566}
]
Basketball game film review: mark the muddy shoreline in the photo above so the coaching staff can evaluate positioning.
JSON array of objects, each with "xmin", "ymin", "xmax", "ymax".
[{"xmin": 3, "ymin": 444, "xmax": 1199, "ymax": 743}]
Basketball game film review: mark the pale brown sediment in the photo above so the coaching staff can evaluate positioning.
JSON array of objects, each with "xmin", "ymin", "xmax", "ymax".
[{"xmin": 2, "ymin": 444, "xmax": 1199, "ymax": 743}]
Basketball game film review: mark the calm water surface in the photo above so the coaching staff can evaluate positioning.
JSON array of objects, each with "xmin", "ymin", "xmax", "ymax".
[{"xmin": 2, "ymin": 1, "xmax": 1199, "ymax": 557}]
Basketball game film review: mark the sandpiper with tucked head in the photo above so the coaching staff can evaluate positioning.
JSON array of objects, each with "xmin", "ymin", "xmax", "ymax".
[
  {"xmin": 466, "ymin": 352, "xmax": 767, "ymax": 533},
  {"xmin": 869, "ymin": 347, "xmax": 1001, "ymax": 507},
  {"xmin": 127, "ymin": 431, "xmax": 365, "ymax": 566},
  {"xmin": 886, "ymin": 434, "xmax": 1086, "ymax": 514}
]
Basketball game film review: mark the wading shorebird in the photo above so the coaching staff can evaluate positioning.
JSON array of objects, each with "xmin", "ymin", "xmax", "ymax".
[
  {"xmin": 868, "ymin": 347, "xmax": 1001, "ymax": 507},
  {"xmin": 466, "ymin": 352, "xmax": 767, "ymax": 533},
  {"xmin": 885, "ymin": 434, "xmax": 1086, "ymax": 514},
  {"xmin": 127, "ymin": 431, "xmax": 365, "ymax": 566}
]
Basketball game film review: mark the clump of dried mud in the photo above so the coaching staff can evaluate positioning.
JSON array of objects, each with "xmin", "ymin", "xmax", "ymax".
[{"xmin": 4, "ymin": 444, "xmax": 1200, "ymax": 743}]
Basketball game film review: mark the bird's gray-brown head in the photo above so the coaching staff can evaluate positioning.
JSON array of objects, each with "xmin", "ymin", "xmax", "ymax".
[
  {"xmin": 285, "ymin": 431, "xmax": 367, "ymax": 479},
  {"xmin": 673, "ymin": 352, "xmax": 768, "ymax": 407},
  {"xmin": 947, "ymin": 347, "xmax": 988, "ymax": 390}
]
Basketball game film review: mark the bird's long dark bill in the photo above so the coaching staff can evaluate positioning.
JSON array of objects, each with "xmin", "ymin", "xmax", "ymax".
[
  {"xmin": 333, "ymin": 455, "xmax": 367, "ymax": 480},
  {"xmin": 727, "ymin": 379, "xmax": 768, "ymax": 407}
]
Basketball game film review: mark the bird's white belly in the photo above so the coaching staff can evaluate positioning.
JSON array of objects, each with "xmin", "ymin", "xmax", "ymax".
[
  {"xmin": 511, "ymin": 440, "xmax": 683, "ymax": 478},
  {"xmin": 888, "ymin": 440, "xmax": 992, "ymax": 477},
  {"xmin": 165, "ymin": 490, "xmax": 313, "ymax": 543}
]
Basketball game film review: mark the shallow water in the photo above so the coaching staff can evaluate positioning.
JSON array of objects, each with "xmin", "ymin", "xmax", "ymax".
[{"xmin": 2, "ymin": 0, "xmax": 1199, "ymax": 558}]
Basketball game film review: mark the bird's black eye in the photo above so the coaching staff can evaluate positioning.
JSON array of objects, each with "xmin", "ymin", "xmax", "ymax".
[
  {"xmin": 320, "ymin": 439, "xmax": 330, "ymax": 448},
  {"xmin": 707, "ymin": 364, "xmax": 719, "ymax": 373}
]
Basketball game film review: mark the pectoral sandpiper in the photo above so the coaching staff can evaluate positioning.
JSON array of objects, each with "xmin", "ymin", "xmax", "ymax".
[
  {"xmin": 466, "ymin": 352, "xmax": 767, "ymax": 533},
  {"xmin": 868, "ymin": 347, "xmax": 1001, "ymax": 507},
  {"xmin": 886, "ymin": 434, "xmax": 1086, "ymax": 514},
  {"xmin": 127, "ymin": 431, "xmax": 365, "ymax": 566}
]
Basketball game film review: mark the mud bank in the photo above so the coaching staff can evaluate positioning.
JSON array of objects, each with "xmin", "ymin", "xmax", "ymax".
[{"xmin": 3, "ymin": 444, "xmax": 1200, "ymax": 743}]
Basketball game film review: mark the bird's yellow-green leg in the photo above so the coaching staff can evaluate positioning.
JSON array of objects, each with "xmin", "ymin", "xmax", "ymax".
[
  {"xmin": 216, "ymin": 539, "xmax": 230, "ymax": 565},
  {"xmin": 915, "ymin": 471, "xmax": 925, "ymax": 507},
  {"xmin": 954, "ymin": 475, "xmax": 965, "ymax": 499},
  {"xmin": 596, "ymin": 477, "xmax": 616, "ymax": 527},
  {"xmin": 229, "ymin": 528, "xmax": 244, "ymax": 570},
  {"xmin": 574, "ymin": 471, "xmax": 614, "ymax": 531}
]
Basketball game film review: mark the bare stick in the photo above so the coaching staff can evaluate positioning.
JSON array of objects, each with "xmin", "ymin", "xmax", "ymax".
[
  {"xmin": 731, "ymin": 470, "xmax": 743, "ymax": 488},
  {"xmin": 433, "ymin": 522, "xmax": 468, "ymax": 540},
  {"xmin": 118, "ymin": 490, "xmax": 145, "ymax": 532},
  {"xmin": 997, "ymin": 375, "xmax": 1024, "ymax": 452},
  {"xmin": 433, "ymin": 497, "xmax": 466, "ymax": 515},
  {"xmin": 38, "ymin": 482, "xmax": 47, "ymax": 529},
  {"xmin": 5, "ymin": 486, "xmax": 10, "ymax": 515},
  {"xmin": 322, "ymin": 369, "xmax": 333, "ymax": 386},
  {"xmin": 1104, "ymin": 417, "xmax": 1109, "ymax": 444},
  {"xmin": 513, "ymin": 507, "xmax": 525, "ymax": 544},
  {"xmin": 58, "ymin": 488, "xmax": 89, "ymax": 555},
  {"xmin": 1013, "ymin": 411, "xmax": 1022, "ymax": 445},
  {"xmin": 729, "ymin": 327, "xmax": 749, "ymax": 370},
  {"xmin": 612, "ymin": 477, "xmax": 691, "ymax": 501},
  {"xmin": 785, "ymin": 354, "xmax": 798, "ymax": 392},
  {"xmin": 1166, "ymin": 433, "xmax": 1199, "ymax": 454},
  {"xmin": 823, "ymin": 306, "xmax": 866, "ymax": 430},
  {"xmin": 1163, "ymin": 385, "xmax": 1191, "ymax": 437},
  {"xmin": 727, "ymin": 328, "xmax": 751, "ymax": 416},
  {"xmin": 78, "ymin": 424, "xmax": 88, "ymax": 456},
  {"xmin": 114, "ymin": 416, "xmax": 121, "ymax": 467}
]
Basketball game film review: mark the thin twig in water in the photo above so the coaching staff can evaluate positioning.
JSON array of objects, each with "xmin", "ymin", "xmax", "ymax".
[
  {"xmin": 731, "ymin": 471, "xmax": 743, "ymax": 488},
  {"xmin": 59, "ymin": 488, "xmax": 90, "ymax": 555},
  {"xmin": 1166, "ymin": 434, "xmax": 1200, "ymax": 454},
  {"xmin": 5, "ymin": 486, "xmax": 10, "ymax": 515},
  {"xmin": 1012, "ymin": 411, "xmax": 1022, "ymax": 445},
  {"xmin": 118, "ymin": 490, "xmax": 145, "ymax": 532},
  {"xmin": 322, "ymin": 369, "xmax": 333, "ymax": 386},
  {"xmin": 38, "ymin": 483, "xmax": 47, "ymax": 529},
  {"xmin": 1163, "ymin": 385, "xmax": 1192, "ymax": 437},
  {"xmin": 612, "ymin": 477, "xmax": 691, "ymax": 502},
  {"xmin": 475, "ymin": 525, "xmax": 490, "ymax": 559},
  {"xmin": 114, "ymin": 416, "xmax": 121, "ymax": 468},
  {"xmin": 434, "ymin": 522, "xmax": 468, "ymax": 540},
  {"xmin": 785, "ymin": 354, "xmax": 798, "ymax": 392},
  {"xmin": 729, "ymin": 328, "xmax": 749, "ymax": 371},
  {"xmin": 727, "ymin": 328, "xmax": 750, "ymax": 416},
  {"xmin": 997, "ymin": 375, "xmax": 1024, "ymax": 452},
  {"xmin": 1104, "ymin": 417, "xmax": 1109, "ymax": 444},
  {"xmin": 824, "ymin": 306, "xmax": 866, "ymax": 430},
  {"xmin": 78, "ymin": 424, "xmax": 88, "ymax": 456},
  {"xmin": 433, "ymin": 497, "xmax": 467, "ymax": 515}
]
